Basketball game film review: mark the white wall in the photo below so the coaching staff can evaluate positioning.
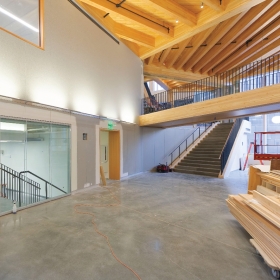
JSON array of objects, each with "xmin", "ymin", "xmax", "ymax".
[
  {"xmin": 0, "ymin": 0, "xmax": 142, "ymax": 123},
  {"xmin": 141, "ymin": 126, "xmax": 196, "ymax": 171},
  {"xmin": 222, "ymin": 120, "xmax": 251, "ymax": 178}
]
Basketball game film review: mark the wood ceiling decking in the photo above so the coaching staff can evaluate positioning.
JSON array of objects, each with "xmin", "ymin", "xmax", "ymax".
[{"xmin": 78, "ymin": 0, "xmax": 280, "ymax": 89}]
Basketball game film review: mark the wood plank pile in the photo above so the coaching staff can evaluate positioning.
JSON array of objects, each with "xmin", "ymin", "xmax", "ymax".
[{"xmin": 226, "ymin": 186, "xmax": 280, "ymax": 270}]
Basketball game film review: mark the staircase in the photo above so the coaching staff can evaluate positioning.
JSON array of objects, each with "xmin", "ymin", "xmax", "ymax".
[
  {"xmin": 174, "ymin": 123, "xmax": 233, "ymax": 177},
  {"xmin": 0, "ymin": 164, "xmax": 67, "ymax": 212}
]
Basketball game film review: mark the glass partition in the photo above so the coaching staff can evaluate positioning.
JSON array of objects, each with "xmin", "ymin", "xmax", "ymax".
[{"xmin": 0, "ymin": 117, "xmax": 70, "ymax": 214}]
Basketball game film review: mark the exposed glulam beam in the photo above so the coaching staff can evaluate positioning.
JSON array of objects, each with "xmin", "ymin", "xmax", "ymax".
[
  {"xmin": 80, "ymin": 0, "xmax": 174, "ymax": 37},
  {"xmin": 147, "ymin": 54, "xmax": 155, "ymax": 65},
  {"xmin": 77, "ymin": 1, "xmax": 146, "ymax": 52},
  {"xmin": 77, "ymin": 1, "xmax": 116, "ymax": 34},
  {"xmin": 148, "ymin": 0, "xmax": 196, "ymax": 26},
  {"xmin": 165, "ymin": 37, "xmax": 193, "ymax": 69},
  {"xmin": 231, "ymin": 39, "xmax": 280, "ymax": 71},
  {"xmin": 174, "ymin": 26, "xmax": 216, "ymax": 70},
  {"xmin": 203, "ymin": 0, "xmax": 225, "ymax": 11},
  {"xmin": 154, "ymin": 78, "xmax": 170, "ymax": 90},
  {"xmin": 144, "ymin": 64, "xmax": 209, "ymax": 83},
  {"xmin": 190, "ymin": 12, "xmax": 246, "ymax": 72},
  {"xmin": 201, "ymin": 0, "xmax": 280, "ymax": 74},
  {"xmin": 114, "ymin": 23, "xmax": 155, "ymax": 47},
  {"xmin": 159, "ymin": 47, "xmax": 172, "ymax": 64},
  {"xmin": 212, "ymin": 19, "xmax": 280, "ymax": 74},
  {"xmin": 197, "ymin": 0, "xmax": 276, "ymax": 74},
  {"xmin": 139, "ymin": 0, "xmax": 266, "ymax": 59}
]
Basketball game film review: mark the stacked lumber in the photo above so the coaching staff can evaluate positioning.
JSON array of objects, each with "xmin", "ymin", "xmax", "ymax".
[{"xmin": 226, "ymin": 190, "xmax": 280, "ymax": 270}]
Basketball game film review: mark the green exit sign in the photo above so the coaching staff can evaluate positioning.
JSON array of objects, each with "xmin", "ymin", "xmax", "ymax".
[{"xmin": 108, "ymin": 121, "xmax": 114, "ymax": 130}]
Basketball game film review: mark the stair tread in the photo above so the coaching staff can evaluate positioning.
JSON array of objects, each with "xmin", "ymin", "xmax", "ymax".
[{"xmin": 172, "ymin": 122, "xmax": 233, "ymax": 177}]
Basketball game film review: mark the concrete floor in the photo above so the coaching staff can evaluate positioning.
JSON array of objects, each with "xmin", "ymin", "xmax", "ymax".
[{"xmin": 0, "ymin": 171, "xmax": 276, "ymax": 280}]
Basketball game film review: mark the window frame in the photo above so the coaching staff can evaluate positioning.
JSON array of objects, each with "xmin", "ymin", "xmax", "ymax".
[{"xmin": 0, "ymin": 0, "xmax": 44, "ymax": 49}]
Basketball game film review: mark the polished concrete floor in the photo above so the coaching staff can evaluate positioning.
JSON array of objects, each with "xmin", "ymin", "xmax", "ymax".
[{"xmin": 0, "ymin": 171, "xmax": 276, "ymax": 280}]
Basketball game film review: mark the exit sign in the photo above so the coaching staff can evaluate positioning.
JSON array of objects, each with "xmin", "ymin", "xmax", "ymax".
[{"xmin": 108, "ymin": 121, "xmax": 114, "ymax": 130}]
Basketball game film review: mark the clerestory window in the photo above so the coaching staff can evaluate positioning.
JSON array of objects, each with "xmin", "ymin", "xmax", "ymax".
[{"xmin": 0, "ymin": 0, "xmax": 43, "ymax": 48}]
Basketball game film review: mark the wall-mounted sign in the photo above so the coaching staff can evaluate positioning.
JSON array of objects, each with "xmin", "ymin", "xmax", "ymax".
[
  {"xmin": 108, "ymin": 121, "xmax": 114, "ymax": 130},
  {"xmin": 83, "ymin": 133, "xmax": 87, "ymax": 140}
]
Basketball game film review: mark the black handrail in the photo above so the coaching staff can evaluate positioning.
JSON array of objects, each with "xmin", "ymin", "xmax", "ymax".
[
  {"xmin": 19, "ymin": 171, "xmax": 66, "ymax": 207},
  {"xmin": 1, "ymin": 164, "xmax": 41, "ymax": 206},
  {"xmin": 220, "ymin": 117, "xmax": 249, "ymax": 174},
  {"xmin": 168, "ymin": 122, "xmax": 214, "ymax": 166}
]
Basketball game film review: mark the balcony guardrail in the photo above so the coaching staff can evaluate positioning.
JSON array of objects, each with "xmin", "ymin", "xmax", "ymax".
[{"xmin": 142, "ymin": 53, "xmax": 280, "ymax": 115}]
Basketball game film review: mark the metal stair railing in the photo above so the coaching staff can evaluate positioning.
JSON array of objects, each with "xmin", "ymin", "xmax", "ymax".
[
  {"xmin": 19, "ymin": 171, "xmax": 67, "ymax": 207},
  {"xmin": 0, "ymin": 163, "xmax": 41, "ymax": 206},
  {"xmin": 0, "ymin": 163, "xmax": 67, "ymax": 207},
  {"xmin": 168, "ymin": 123, "xmax": 214, "ymax": 166}
]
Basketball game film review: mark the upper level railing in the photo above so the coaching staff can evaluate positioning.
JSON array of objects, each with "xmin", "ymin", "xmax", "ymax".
[{"xmin": 142, "ymin": 53, "xmax": 280, "ymax": 115}]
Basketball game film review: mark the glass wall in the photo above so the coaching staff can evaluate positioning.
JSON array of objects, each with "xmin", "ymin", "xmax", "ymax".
[
  {"xmin": 248, "ymin": 112, "xmax": 280, "ymax": 156},
  {"xmin": 0, "ymin": 118, "xmax": 70, "ymax": 214}
]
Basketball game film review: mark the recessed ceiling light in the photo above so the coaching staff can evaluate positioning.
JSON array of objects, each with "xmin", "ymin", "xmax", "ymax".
[{"xmin": 176, "ymin": 20, "xmax": 179, "ymax": 23}]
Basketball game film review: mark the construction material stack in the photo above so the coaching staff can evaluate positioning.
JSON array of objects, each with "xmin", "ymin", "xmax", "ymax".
[{"xmin": 226, "ymin": 171, "xmax": 280, "ymax": 278}]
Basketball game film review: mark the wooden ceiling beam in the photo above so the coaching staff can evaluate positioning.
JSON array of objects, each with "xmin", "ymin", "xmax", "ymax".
[
  {"xmin": 198, "ymin": 0, "xmax": 276, "ymax": 74},
  {"xmin": 148, "ymin": 0, "xmax": 197, "ymax": 27},
  {"xmin": 159, "ymin": 47, "xmax": 172, "ymax": 64},
  {"xmin": 144, "ymin": 64, "xmax": 209, "ymax": 83},
  {"xmin": 221, "ymin": 36, "xmax": 280, "ymax": 75},
  {"xmin": 174, "ymin": 26, "xmax": 216, "ymax": 70},
  {"xmin": 147, "ymin": 54, "xmax": 155, "ymax": 65},
  {"xmin": 201, "ymin": 1, "xmax": 280, "ymax": 73},
  {"xmin": 139, "ymin": 0, "xmax": 266, "ymax": 59},
  {"xmin": 77, "ymin": 2, "xmax": 146, "ymax": 52},
  {"xmin": 190, "ymin": 12, "xmax": 246, "ymax": 72},
  {"xmin": 165, "ymin": 37, "xmax": 193, "ymax": 69},
  {"xmin": 234, "ymin": 39, "xmax": 280, "ymax": 69},
  {"xmin": 203, "ymin": 0, "xmax": 225, "ymax": 11},
  {"xmin": 114, "ymin": 23, "xmax": 155, "ymax": 47},
  {"xmin": 212, "ymin": 19, "xmax": 280, "ymax": 74},
  {"xmin": 154, "ymin": 78, "xmax": 170, "ymax": 90},
  {"xmin": 80, "ymin": 0, "xmax": 174, "ymax": 37}
]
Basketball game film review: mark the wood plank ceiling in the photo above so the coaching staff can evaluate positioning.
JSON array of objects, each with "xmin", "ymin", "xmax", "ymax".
[{"xmin": 78, "ymin": 0, "xmax": 280, "ymax": 89}]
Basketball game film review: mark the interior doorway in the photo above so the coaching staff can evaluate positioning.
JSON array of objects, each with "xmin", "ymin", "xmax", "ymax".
[{"xmin": 100, "ymin": 129, "xmax": 120, "ymax": 180}]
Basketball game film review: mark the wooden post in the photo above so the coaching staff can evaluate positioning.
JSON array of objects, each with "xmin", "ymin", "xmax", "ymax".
[{"xmin": 100, "ymin": 166, "xmax": 107, "ymax": 186}]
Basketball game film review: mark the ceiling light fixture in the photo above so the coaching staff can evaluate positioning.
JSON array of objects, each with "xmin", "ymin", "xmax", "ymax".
[
  {"xmin": 176, "ymin": 20, "xmax": 179, "ymax": 23},
  {"xmin": 272, "ymin": 116, "xmax": 280, "ymax": 124},
  {"xmin": 0, "ymin": 7, "xmax": 39, "ymax": 32},
  {"xmin": 201, "ymin": 2, "xmax": 204, "ymax": 8},
  {"xmin": 0, "ymin": 122, "xmax": 25, "ymax": 131}
]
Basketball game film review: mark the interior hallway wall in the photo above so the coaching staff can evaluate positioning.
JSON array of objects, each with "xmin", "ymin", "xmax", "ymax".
[
  {"xmin": 141, "ymin": 126, "xmax": 195, "ymax": 171},
  {"xmin": 0, "ymin": 0, "xmax": 142, "ymax": 124}
]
